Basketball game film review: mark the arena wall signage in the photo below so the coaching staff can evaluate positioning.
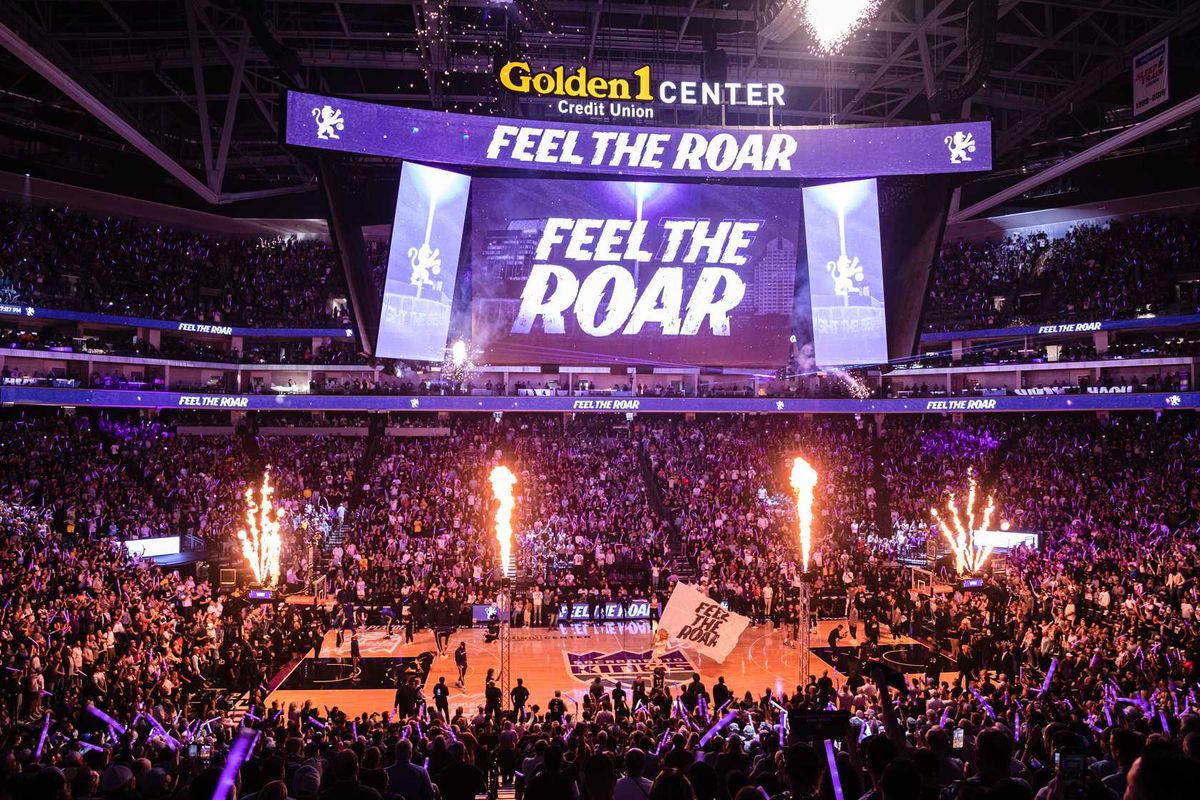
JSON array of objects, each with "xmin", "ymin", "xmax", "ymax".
[
  {"xmin": 555, "ymin": 601, "xmax": 654, "ymax": 621},
  {"xmin": 287, "ymin": 90, "xmax": 992, "ymax": 179},
  {"xmin": 497, "ymin": 61, "xmax": 785, "ymax": 121},
  {"xmin": 0, "ymin": 304, "xmax": 353, "ymax": 340},
  {"xmin": 2, "ymin": 387, "xmax": 1193, "ymax": 415},
  {"xmin": 918, "ymin": 312, "xmax": 1200, "ymax": 344}
]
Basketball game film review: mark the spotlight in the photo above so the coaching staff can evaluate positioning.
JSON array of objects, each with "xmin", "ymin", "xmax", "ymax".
[
  {"xmin": 801, "ymin": 0, "xmax": 883, "ymax": 53},
  {"xmin": 759, "ymin": 0, "xmax": 883, "ymax": 54}
]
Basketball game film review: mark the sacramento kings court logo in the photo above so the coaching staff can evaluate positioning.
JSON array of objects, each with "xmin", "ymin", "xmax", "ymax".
[{"xmin": 566, "ymin": 649, "xmax": 694, "ymax": 690}]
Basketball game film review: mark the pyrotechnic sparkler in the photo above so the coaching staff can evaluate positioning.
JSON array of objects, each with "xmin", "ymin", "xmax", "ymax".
[
  {"xmin": 489, "ymin": 465, "xmax": 517, "ymax": 576},
  {"xmin": 442, "ymin": 340, "xmax": 477, "ymax": 386},
  {"xmin": 789, "ymin": 457, "xmax": 819, "ymax": 571},
  {"xmin": 237, "ymin": 470, "xmax": 283, "ymax": 586},
  {"xmin": 930, "ymin": 469, "xmax": 997, "ymax": 575}
]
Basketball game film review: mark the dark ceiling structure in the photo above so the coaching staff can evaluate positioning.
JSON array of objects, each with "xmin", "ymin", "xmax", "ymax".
[{"xmin": 1, "ymin": 0, "xmax": 1199, "ymax": 218}]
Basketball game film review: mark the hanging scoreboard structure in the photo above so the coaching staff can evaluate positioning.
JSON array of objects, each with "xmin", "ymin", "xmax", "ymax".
[{"xmin": 286, "ymin": 90, "xmax": 992, "ymax": 370}]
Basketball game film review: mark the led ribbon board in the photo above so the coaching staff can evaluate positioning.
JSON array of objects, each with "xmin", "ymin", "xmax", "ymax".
[{"xmin": 287, "ymin": 91, "xmax": 991, "ymax": 180}]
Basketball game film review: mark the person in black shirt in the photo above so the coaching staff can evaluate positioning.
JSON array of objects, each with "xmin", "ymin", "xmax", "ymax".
[
  {"xmin": 611, "ymin": 680, "xmax": 628, "ymax": 717},
  {"xmin": 631, "ymin": 676, "xmax": 647, "ymax": 712},
  {"xmin": 713, "ymin": 676, "xmax": 731, "ymax": 711},
  {"xmin": 432, "ymin": 675, "xmax": 451, "ymax": 719},
  {"xmin": 454, "ymin": 642, "xmax": 467, "ymax": 688},
  {"xmin": 524, "ymin": 746, "xmax": 575, "ymax": 800},
  {"xmin": 510, "ymin": 677, "xmax": 529, "ymax": 719},
  {"xmin": 349, "ymin": 632, "xmax": 361, "ymax": 680},
  {"xmin": 394, "ymin": 677, "xmax": 418, "ymax": 718},
  {"xmin": 434, "ymin": 742, "xmax": 485, "ymax": 800},
  {"xmin": 484, "ymin": 680, "xmax": 503, "ymax": 722},
  {"xmin": 547, "ymin": 690, "xmax": 566, "ymax": 723},
  {"xmin": 828, "ymin": 624, "xmax": 845, "ymax": 651}
]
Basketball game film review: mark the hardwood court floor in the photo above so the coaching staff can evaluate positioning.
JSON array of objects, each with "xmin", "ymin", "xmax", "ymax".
[{"xmin": 267, "ymin": 620, "xmax": 945, "ymax": 719}]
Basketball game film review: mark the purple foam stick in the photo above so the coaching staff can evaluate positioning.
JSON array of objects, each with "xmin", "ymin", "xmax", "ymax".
[
  {"xmin": 654, "ymin": 727, "xmax": 673, "ymax": 756},
  {"xmin": 212, "ymin": 728, "xmax": 256, "ymax": 800},
  {"xmin": 698, "ymin": 710, "xmax": 738, "ymax": 747},
  {"xmin": 968, "ymin": 689, "xmax": 994, "ymax": 719},
  {"xmin": 78, "ymin": 742, "xmax": 103, "ymax": 753},
  {"xmin": 823, "ymin": 740, "xmax": 846, "ymax": 800},
  {"xmin": 88, "ymin": 706, "xmax": 126, "ymax": 735},
  {"xmin": 352, "ymin": 720, "xmax": 358, "ymax": 739},
  {"xmin": 1014, "ymin": 712, "xmax": 1020, "ymax": 741},
  {"xmin": 939, "ymin": 706, "xmax": 952, "ymax": 728},
  {"xmin": 307, "ymin": 717, "xmax": 326, "ymax": 729},
  {"xmin": 35, "ymin": 714, "xmax": 51, "ymax": 759},
  {"xmin": 140, "ymin": 713, "xmax": 179, "ymax": 750},
  {"xmin": 1039, "ymin": 659, "xmax": 1058, "ymax": 696},
  {"xmin": 778, "ymin": 721, "xmax": 785, "ymax": 747}
]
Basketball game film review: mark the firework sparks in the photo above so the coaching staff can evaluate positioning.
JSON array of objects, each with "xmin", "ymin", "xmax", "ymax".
[
  {"xmin": 789, "ymin": 457, "xmax": 819, "ymax": 571},
  {"xmin": 442, "ymin": 340, "xmax": 477, "ymax": 385},
  {"xmin": 238, "ymin": 470, "xmax": 283, "ymax": 586},
  {"xmin": 489, "ymin": 465, "xmax": 517, "ymax": 576},
  {"xmin": 930, "ymin": 469, "xmax": 997, "ymax": 574}
]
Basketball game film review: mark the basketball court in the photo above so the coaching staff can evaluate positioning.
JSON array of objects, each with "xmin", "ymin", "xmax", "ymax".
[{"xmin": 266, "ymin": 620, "xmax": 953, "ymax": 719}]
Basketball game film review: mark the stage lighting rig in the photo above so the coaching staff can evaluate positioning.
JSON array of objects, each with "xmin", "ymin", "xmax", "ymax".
[{"xmin": 759, "ymin": 0, "xmax": 884, "ymax": 54}]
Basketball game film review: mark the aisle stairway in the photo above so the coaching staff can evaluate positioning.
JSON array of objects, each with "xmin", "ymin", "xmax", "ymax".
[
  {"xmin": 636, "ymin": 439, "xmax": 695, "ymax": 581},
  {"xmin": 347, "ymin": 414, "xmax": 387, "ymax": 512},
  {"xmin": 869, "ymin": 422, "xmax": 893, "ymax": 539}
]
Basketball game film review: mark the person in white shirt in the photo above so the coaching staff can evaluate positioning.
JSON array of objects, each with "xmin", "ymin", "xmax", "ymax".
[
  {"xmin": 614, "ymin": 748, "xmax": 653, "ymax": 800},
  {"xmin": 531, "ymin": 587, "xmax": 544, "ymax": 626}
]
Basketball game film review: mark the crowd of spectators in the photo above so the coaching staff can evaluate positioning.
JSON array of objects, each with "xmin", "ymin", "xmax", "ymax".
[
  {"xmin": 0, "ymin": 202, "xmax": 382, "ymax": 328},
  {"xmin": 0, "ymin": 404, "xmax": 1198, "ymax": 800},
  {"xmin": 928, "ymin": 215, "xmax": 1200, "ymax": 332}
]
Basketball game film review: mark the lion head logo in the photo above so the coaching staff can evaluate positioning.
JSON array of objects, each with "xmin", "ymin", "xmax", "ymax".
[
  {"xmin": 312, "ymin": 105, "xmax": 345, "ymax": 140},
  {"xmin": 945, "ymin": 131, "xmax": 977, "ymax": 164}
]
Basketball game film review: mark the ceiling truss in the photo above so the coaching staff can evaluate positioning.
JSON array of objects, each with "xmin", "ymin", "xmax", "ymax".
[{"xmin": 0, "ymin": 0, "xmax": 1195, "ymax": 205}]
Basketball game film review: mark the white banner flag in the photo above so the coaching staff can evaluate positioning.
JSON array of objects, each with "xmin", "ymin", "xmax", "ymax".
[
  {"xmin": 1132, "ymin": 38, "xmax": 1169, "ymax": 116},
  {"xmin": 658, "ymin": 583, "xmax": 750, "ymax": 663}
]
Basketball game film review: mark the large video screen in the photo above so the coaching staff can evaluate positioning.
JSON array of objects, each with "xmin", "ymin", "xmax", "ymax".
[
  {"xmin": 376, "ymin": 162, "xmax": 470, "ymax": 361},
  {"xmin": 469, "ymin": 177, "xmax": 799, "ymax": 367},
  {"xmin": 802, "ymin": 179, "xmax": 888, "ymax": 366}
]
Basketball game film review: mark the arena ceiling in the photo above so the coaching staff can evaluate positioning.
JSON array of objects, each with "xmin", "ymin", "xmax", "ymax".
[{"xmin": 0, "ymin": 0, "xmax": 1199, "ymax": 215}]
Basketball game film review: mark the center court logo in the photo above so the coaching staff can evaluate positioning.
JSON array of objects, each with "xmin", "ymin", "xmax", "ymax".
[{"xmin": 566, "ymin": 649, "xmax": 693, "ymax": 690}]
